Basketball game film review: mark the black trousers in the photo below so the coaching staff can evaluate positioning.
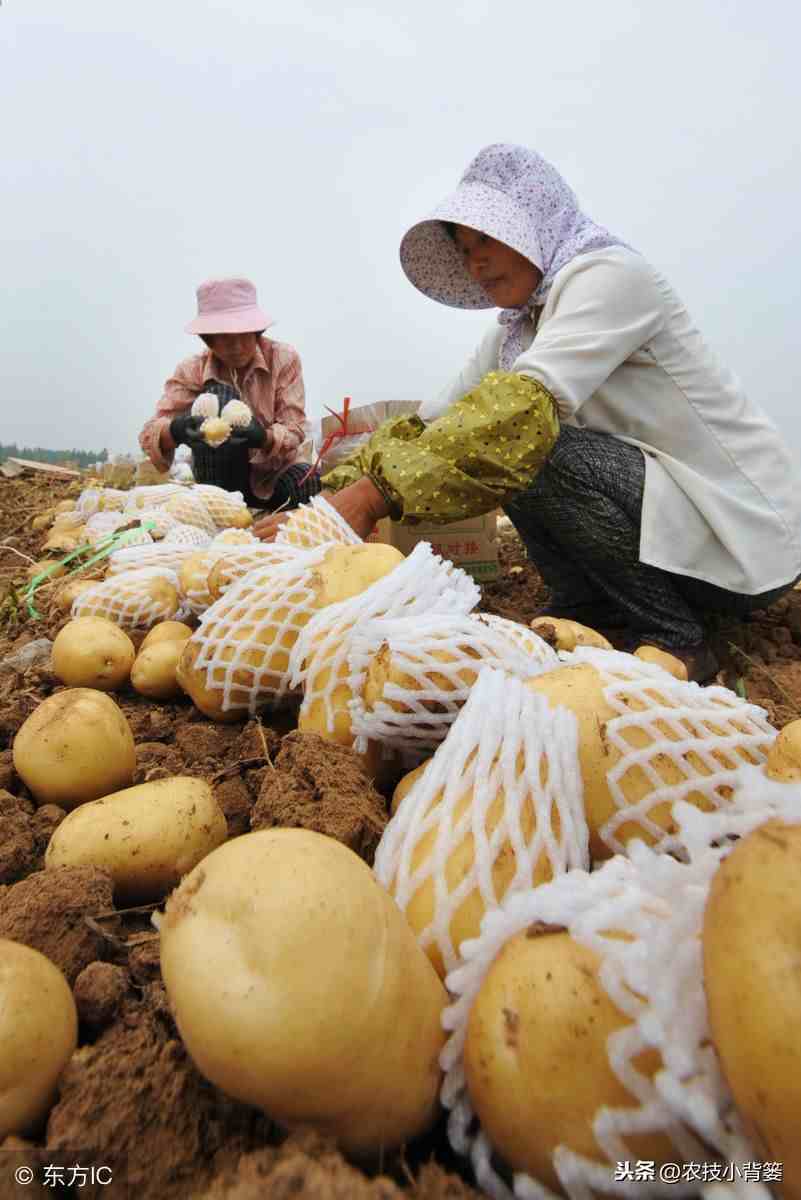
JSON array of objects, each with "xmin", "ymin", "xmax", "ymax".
[{"xmin": 503, "ymin": 426, "xmax": 795, "ymax": 649}]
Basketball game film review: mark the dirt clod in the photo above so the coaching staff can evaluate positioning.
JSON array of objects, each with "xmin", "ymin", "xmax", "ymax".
[
  {"xmin": 73, "ymin": 961, "xmax": 128, "ymax": 1027},
  {"xmin": 251, "ymin": 732, "xmax": 388, "ymax": 863},
  {"xmin": 0, "ymin": 865, "xmax": 117, "ymax": 983}
]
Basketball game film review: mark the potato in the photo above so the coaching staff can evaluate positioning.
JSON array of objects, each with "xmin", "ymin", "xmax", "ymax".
[
  {"xmin": 31, "ymin": 510, "xmax": 55, "ymax": 532},
  {"xmin": 139, "ymin": 620, "xmax": 194, "ymax": 651},
  {"xmin": 51, "ymin": 579, "xmax": 97, "ymax": 614},
  {"xmin": 12, "ymin": 688, "xmax": 136, "ymax": 809},
  {"xmin": 25, "ymin": 559, "xmax": 66, "ymax": 581},
  {"xmin": 703, "ymin": 819, "xmax": 801, "ymax": 1197},
  {"xmin": 51, "ymin": 616, "xmax": 136, "ymax": 691},
  {"xmin": 765, "ymin": 718, "xmax": 801, "ymax": 782},
  {"xmin": 634, "ymin": 644, "xmax": 688, "ymax": 680},
  {"xmin": 131, "ymin": 641, "xmax": 184, "ymax": 700},
  {"xmin": 46, "ymin": 777, "xmax": 227, "ymax": 904},
  {"xmin": 0, "ymin": 939, "xmax": 78, "ymax": 1139},
  {"xmin": 54, "ymin": 500, "xmax": 77, "ymax": 515},
  {"xmin": 390, "ymin": 759, "xmax": 431, "ymax": 816},
  {"xmin": 41, "ymin": 531, "xmax": 82, "ymax": 555},
  {"xmin": 464, "ymin": 927, "xmax": 674, "ymax": 1192},
  {"xmin": 159, "ymin": 829, "xmax": 447, "ymax": 1154},
  {"xmin": 530, "ymin": 616, "xmax": 612, "ymax": 652},
  {"xmin": 524, "ymin": 664, "xmax": 768, "ymax": 859},
  {"xmin": 178, "ymin": 543, "xmax": 404, "ymax": 722}
]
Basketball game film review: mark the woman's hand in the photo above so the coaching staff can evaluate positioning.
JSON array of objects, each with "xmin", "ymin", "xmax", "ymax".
[{"xmin": 253, "ymin": 477, "xmax": 390, "ymax": 543}]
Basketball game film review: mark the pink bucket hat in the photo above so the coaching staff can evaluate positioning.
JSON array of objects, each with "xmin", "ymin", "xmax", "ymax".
[{"xmin": 185, "ymin": 277, "xmax": 274, "ymax": 335}]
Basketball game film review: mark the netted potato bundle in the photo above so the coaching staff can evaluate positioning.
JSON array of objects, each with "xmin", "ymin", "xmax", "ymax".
[
  {"xmin": 76, "ymin": 487, "xmax": 128, "ymax": 519},
  {"xmin": 73, "ymin": 568, "xmax": 182, "ymax": 629},
  {"xmin": 349, "ymin": 612, "xmax": 559, "ymax": 755},
  {"xmin": 206, "ymin": 543, "xmax": 301, "ymax": 602},
  {"xmin": 178, "ymin": 532, "xmax": 260, "ymax": 616},
  {"xmin": 177, "ymin": 542, "xmax": 405, "ymax": 721},
  {"xmin": 83, "ymin": 511, "xmax": 132, "ymax": 545},
  {"xmin": 192, "ymin": 484, "xmax": 253, "ymax": 530},
  {"xmin": 374, "ymin": 668, "xmax": 588, "ymax": 980},
  {"xmin": 526, "ymin": 647, "xmax": 775, "ymax": 860},
  {"xmin": 290, "ymin": 544, "xmax": 481, "ymax": 758},
  {"xmin": 162, "ymin": 493, "xmax": 218, "ymax": 536},
  {"xmin": 440, "ymin": 842, "xmax": 756, "ymax": 1200},
  {"xmin": 275, "ymin": 493, "xmax": 363, "ymax": 550},
  {"xmin": 124, "ymin": 483, "xmax": 186, "ymax": 512},
  {"xmin": 50, "ymin": 510, "xmax": 85, "ymax": 533},
  {"xmin": 162, "ymin": 522, "xmax": 213, "ymax": 549},
  {"xmin": 129, "ymin": 508, "xmax": 181, "ymax": 540},
  {"xmin": 106, "ymin": 542, "xmax": 200, "ymax": 577}
]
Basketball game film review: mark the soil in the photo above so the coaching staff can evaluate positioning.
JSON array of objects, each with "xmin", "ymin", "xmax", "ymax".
[{"xmin": 1, "ymin": 475, "xmax": 800, "ymax": 1199}]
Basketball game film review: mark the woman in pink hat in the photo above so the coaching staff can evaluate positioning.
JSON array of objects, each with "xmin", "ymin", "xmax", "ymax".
[
  {"xmin": 139, "ymin": 277, "xmax": 320, "ymax": 510},
  {"xmin": 258, "ymin": 144, "xmax": 801, "ymax": 681}
]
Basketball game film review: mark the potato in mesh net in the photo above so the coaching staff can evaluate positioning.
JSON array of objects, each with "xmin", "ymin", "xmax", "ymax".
[
  {"xmin": 292, "ymin": 544, "xmax": 481, "ymax": 764},
  {"xmin": 275, "ymin": 493, "xmax": 363, "ymax": 549},
  {"xmin": 206, "ymin": 543, "xmax": 299, "ymax": 601},
  {"xmin": 178, "ymin": 533, "xmax": 260, "ymax": 616},
  {"xmin": 73, "ymin": 568, "xmax": 181, "ymax": 630},
  {"xmin": 76, "ymin": 487, "xmax": 128, "ymax": 518},
  {"xmin": 192, "ymin": 484, "xmax": 253, "ymax": 529},
  {"xmin": 176, "ymin": 543, "xmax": 405, "ymax": 721},
  {"xmin": 349, "ymin": 612, "xmax": 559, "ymax": 754},
  {"xmin": 162, "ymin": 522, "xmax": 213, "ymax": 549},
  {"xmin": 124, "ymin": 484, "xmax": 186, "ymax": 511},
  {"xmin": 441, "ymin": 844, "xmax": 746, "ymax": 1200},
  {"xmin": 373, "ymin": 667, "xmax": 588, "ymax": 979},
  {"xmin": 162, "ymin": 493, "xmax": 218, "ymax": 536},
  {"xmin": 526, "ymin": 647, "xmax": 776, "ymax": 859},
  {"xmin": 107, "ymin": 542, "xmax": 199, "ymax": 577}
]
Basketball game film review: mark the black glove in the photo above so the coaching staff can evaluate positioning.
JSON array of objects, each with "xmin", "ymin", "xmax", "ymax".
[
  {"xmin": 169, "ymin": 411, "xmax": 204, "ymax": 448},
  {"xmin": 230, "ymin": 418, "xmax": 269, "ymax": 449}
]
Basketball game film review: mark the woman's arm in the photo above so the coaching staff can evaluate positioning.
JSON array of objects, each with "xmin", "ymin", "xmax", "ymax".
[
  {"xmin": 251, "ymin": 348, "xmax": 306, "ymax": 468},
  {"xmin": 323, "ymin": 370, "xmax": 560, "ymax": 523},
  {"xmin": 139, "ymin": 357, "xmax": 203, "ymax": 471}
]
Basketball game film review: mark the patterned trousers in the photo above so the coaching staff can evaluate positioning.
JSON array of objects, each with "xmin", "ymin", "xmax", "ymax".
[
  {"xmin": 503, "ymin": 425, "xmax": 794, "ymax": 649},
  {"xmin": 260, "ymin": 463, "xmax": 322, "ymax": 513}
]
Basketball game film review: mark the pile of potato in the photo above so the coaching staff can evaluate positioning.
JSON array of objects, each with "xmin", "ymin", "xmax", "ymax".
[{"xmin": 5, "ymin": 484, "xmax": 801, "ymax": 1198}]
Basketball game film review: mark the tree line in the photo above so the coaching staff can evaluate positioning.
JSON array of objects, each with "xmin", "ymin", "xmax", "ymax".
[{"xmin": 0, "ymin": 444, "xmax": 109, "ymax": 469}]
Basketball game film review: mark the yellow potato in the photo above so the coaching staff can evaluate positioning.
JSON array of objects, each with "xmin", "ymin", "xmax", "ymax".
[
  {"xmin": 139, "ymin": 620, "xmax": 194, "ymax": 651},
  {"xmin": 12, "ymin": 688, "xmax": 136, "ymax": 809},
  {"xmin": 46, "ymin": 777, "xmax": 227, "ymax": 904},
  {"xmin": 159, "ymin": 829, "xmax": 447, "ymax": 1155},
  {"xmin": 634, "ymin": 645, "xmax": 688, "ymax": 680},
  {"xmin": 765, "ymin": 719, "xmax": 801, "ymax": 782},
  {"xmin": 464, "ymin": 928, "xmax": 675, "ymax": 1192},
  {"xmin": 390, "ymin": 759, "xmax": 431, "ymax": 816},
  {"xmin": 178, "ymin": 542, "xmax": 404, "ymax": 722},
  {"xmin": 31, "ymin": 510, "xmax": 55, "ymax": 532},
  {"xmin": 41, "ymin": 531, "xmax": 82, "ymax": 555},
  {"xmin": 0, "ymin": 940, "xmax": 77, "ymax": 1139},
  {"xmin": 25, "ymin": 559, "xmax": 66, "ymax": 581},
  {"xmin": 51, "ymin": 579, "xmax": 97, "ymax": 614},
  {"xmin": 51, "ymin": 616, "xmax": 136, "ymax": 691},
  {"xmin": 703, "ymin": 819, "xmax": 801, "ymax": 1197},
  {"xmin": 131, "ymin": 641, "xmax": 184, "ymax": 700},
  {"xmin": 525, "ymin": 664, "xmax": 767, "ymax": 859},
  {"xmin": 530, "ymin": 616, "xmax": 612, "ymax": 652},
  {"xmin": 54, "ymin": 500, "xmax": 77, "ymax": 515}
]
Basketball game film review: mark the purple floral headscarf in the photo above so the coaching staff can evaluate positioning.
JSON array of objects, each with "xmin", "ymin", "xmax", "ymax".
[{"xmin": 399, "ymin": 143, "xmax": 629, "ymax": 369}]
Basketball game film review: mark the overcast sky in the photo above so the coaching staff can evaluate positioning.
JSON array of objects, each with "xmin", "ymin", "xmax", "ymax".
[{"xmin": 3, "ymin": 1, "xmax": 800, "ymax": 463}]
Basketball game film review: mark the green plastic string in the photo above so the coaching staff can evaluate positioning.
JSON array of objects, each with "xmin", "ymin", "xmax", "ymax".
[{"xmin": 24, "ymin": 520, "xmax": 157, "ymax": 619}]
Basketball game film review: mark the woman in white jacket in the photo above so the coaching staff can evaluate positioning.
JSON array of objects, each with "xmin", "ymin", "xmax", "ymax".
[{"xmin": 271, "ymin": 144, "xmax": 801, "ymax": 681}]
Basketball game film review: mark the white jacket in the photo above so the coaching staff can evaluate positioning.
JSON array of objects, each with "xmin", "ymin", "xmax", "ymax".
[{"xmin": 423, "ymin": 246, "xmax": 801, "ymax": 594}]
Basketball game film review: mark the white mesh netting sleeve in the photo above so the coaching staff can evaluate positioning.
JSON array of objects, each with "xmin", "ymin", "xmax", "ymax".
[
  {"xmin": 290, "ymin": 542, "xmax": 480, "ymax": 747},
  {"xmin": 562, "ymin": 647, "xmax": 776, "ymax": 857},
  {"xmin": 124, "ymin": 483, "xmax": 186, "ymax": 511},
  {"xmin": 206, "ymin": 543, "xmax": 301, "ymax": 600},
  {"xmin": 440, "ymin": 833, "xmax": 776, "ymax": 1200},
  {"xmin": 162, "ymin": 493, "xmax": 218, "ymax": 536},
  {"xmin": 373, "ymin": 667, "xmax": 588, "ymax": 980},
  {"xmin": 348, "ymin": 612, "xmax": 559, "ymax": 754},
  {"xmin": 179, "ymin": 545, "xmax": 335, "ymax": 714},
  {"xmin": 275, "ymin": 492, "xmax": 363, "ymax": 549},
  {"xmin": 162, "ymin": 523, "xmax": 213, "ymax": 549},
  {"xmin": 106, "ymin": 542, "xmax": 201, "ymax": 576},
  {"xmin": 72, "ymin": 567, "xmax": 182, "ymax": 629}
]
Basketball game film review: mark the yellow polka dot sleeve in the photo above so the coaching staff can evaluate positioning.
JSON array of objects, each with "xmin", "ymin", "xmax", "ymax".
[{"xmin": 321, "ymin": 372, "xmax": 560, "ymax": 524}]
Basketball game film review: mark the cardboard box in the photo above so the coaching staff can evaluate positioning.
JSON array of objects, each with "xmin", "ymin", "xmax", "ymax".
[
  {"xmin": 318, "ymin": 400, "xmax": 421, "ymax": 473},
  {"xmin": 369, "ymin": 511, "xmax": 499, "ymax": 582}
]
